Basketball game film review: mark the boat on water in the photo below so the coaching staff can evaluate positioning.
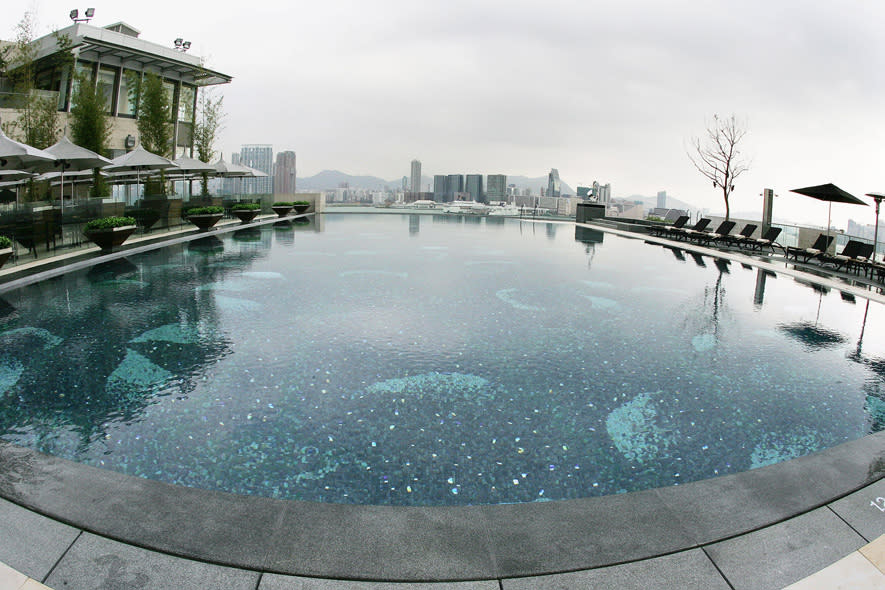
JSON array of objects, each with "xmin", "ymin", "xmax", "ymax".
[
  {"xmin": 442, "ymin": 201, "xmax": 490, "ymax": 215},
  {"xmin": 488, "ymin": 203, "xmax": 530, "ymax": 217}
]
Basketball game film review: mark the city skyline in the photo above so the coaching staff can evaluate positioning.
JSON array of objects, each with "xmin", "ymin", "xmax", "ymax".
[{"xmin": 6, "ymin": 0, "xmax": 885, "ymax": 229}]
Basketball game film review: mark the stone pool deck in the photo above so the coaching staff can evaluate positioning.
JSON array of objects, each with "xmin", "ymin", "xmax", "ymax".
[{"xmin": 0, "ymin": 216, "xmax": 884, "ymax": 589}]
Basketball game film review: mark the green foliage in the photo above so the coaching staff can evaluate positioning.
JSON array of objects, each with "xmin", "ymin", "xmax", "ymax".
[
  {"xmin": 194, "ymin": 90, "xmax": 224, "ymax": 164},
  {"xmin": 0, "ymin": 236, "xmax": 12, "ymax": 249},
  {"xmin": 231, "ymin": 203, "xmax": 260, "ymax": 210},
  {"xmin": 272, "ymin": 201, "xmax": 294, "ymax": 207},
  {"xmin": 292, "ymin": 200, "xmax": 310, "ymax": 206},
  {"xmin": 2, "ymin": 11, "xmax": 61, "ymax": 148},
  {"xmin": 70, "ymin": 72, "xmax": 112, "ymax": 155},
  {"xmin": 137, "ymin": 72, "xmax": 173, "ymax": 156},
  {"xmin": 84, "ymin": 216, "xmax": 137, "ymax": 231},
  {"xmin": 185, "ymin": 206, "xmax": 223, "ymax": 216}
]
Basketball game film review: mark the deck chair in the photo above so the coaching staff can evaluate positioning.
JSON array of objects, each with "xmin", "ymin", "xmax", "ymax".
[
  {"xmin": 784, "ymin": 233, "xmax": 834, "ymax": 263},
  {"xmin": 692, "ymin": 220, "xmax": 736, "ymax": 245},
  {"xmin": 724, "ymin": 223, "xmax": 757, "ymax": 247},
  {"xmin": 832, "ymin": 241, "xmax": 875, "ymax": 275},
  {"xmin": 743, "ymin": 227, "xmax": 782, "ymax": 252},
  {"xmin": 655, "ymin": 215, "xmax": 689, "ymax": 237},
  {"xmin": 672, "ymin": 218, "xmax": 711, "ymax": 241}
]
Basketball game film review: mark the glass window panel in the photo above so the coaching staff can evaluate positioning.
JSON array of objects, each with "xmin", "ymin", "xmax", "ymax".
[
  {"xmin": 118, "ymin": 69, "xmax": 140, "ymax": 117},
  {"xmin": 178, "ymin": 85, "xmax": 195, "ymax": 123},
  {"xmin": 98, "ymin": 67, "xmax": 116, "ymax": 113},
  {"xmin": 162, "ymin": 80, "xmax": 175, "ymax": 121}
]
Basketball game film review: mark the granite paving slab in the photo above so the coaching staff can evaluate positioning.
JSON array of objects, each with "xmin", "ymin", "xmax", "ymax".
[
  {"xmin": 259, "ymin": 574, "xmax": 499, "ymax": 589},
  {"xmin": 829, "ymin": 476, "xmax": 885, "ymax": 542},
  {"xmin": 705, "ymin": 507, "xmax": 868, "ymax": 590},
  {"xmin": 44, "ymin": 532, "xmax": 260, "ymax": 590},
  {"xmin": 264, "ymin": 503, "xmax": 497, "ymax": 580},
  {"xmin": 0, "ymin": 497, "xmax": 79, "ymax": 580},
  {"xmin": 501, "ymin": 549, "xmax": 731, "ymax": 590}
]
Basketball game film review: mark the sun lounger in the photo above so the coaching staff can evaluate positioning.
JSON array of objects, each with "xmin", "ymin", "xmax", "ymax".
[
  {"xmin": 653, "ymin": 215, "xmax": 689, "ymax": 237},
  {"xmin": 671, "ymin": 218, "xmax": 711, "ymax": 241},
  {"xmin": 724, "ymin": 223, "xmax": 757, "ymax": 248},
  {"xmin": 819, "ymin": 240, "xmax": 872, "ymax": 273},
  {"xmin": 692, "ymin": 220, "xmax": 736, "ymax": 245},
  {"xmin": 784, "ymin": 233, "xmax": 834, "ymax": 263},
  {"xmin": 742, "ymin": 227, "xmax": 782, "ymax": 253}
]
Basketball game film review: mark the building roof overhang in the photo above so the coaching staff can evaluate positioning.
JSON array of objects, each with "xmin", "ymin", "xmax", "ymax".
[{"xmin": 29, "ymin": 23, "xmax": 232, "ymax": 87}]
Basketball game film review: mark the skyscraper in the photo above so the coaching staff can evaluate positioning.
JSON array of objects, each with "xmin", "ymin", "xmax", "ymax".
[
  {"xmin": 446, "ymin": 174, "xmax": 464, "ymax": 200},
  {"xmin": 487, "ymin": 175, "xmax": 506, "ymax": 201},
  {"xmin": 240, "ymin": 144, "xmax": 273, "ymax": 194},
  {"xmin": 274, "ymin": 151, "xmax": 297, "ymax": 195},
  {"xmin": 547, "ymin": 169, "xmax": 561, "ymax": 198},
  {"xmin": 433, "ymin": 175, "xmax": 447, "ymax": 202},
  {"xmin": 657, "ymin": 190, "xmax": 667, "ymax": 209},
  {"xmin": 410, "ymin": 159, "xmax": 422, "ymax": 194},
  {"xmin": 466, "ymin": 174, "xmax": 484, "ymax": 203}
]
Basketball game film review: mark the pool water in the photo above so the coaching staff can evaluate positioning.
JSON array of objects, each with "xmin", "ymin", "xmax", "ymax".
[{"xmin": 0, "ymin": 214, "xmax": 883, "ymax": 506}]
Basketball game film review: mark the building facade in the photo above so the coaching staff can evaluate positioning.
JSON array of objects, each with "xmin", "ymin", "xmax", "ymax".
[
  {"xmin": 445, "ymin": 174, "xmax": 464, "ymax": 200},
  {"xmin": 657, "ymin": 190, "xmax": 667, "ymax": 209},
  {"xmin": 240, "ymin": 144, "xmax": 273, "ymax": 194},
  {"xmin": 0, "ymin": 19, "xmax": 232, "ymax": 158},
  {"xmin": 433, "ymin": 175, "xmax": 447, "ymax": 202},
  {"xmin": 274, "ymin": 151, "xmax": 297, "ymax": 195},
  {"xmin": 547, "ymin": 169, "xmax": 562, "ymax": 198},
  {"xmin": 410, "ymin": 159, "xmax": 422, "ymax": 193},
  {"xmin": 466, "ymin": 174, "xmax": 484, "ymax": 203},
  {"xmin": 487, "ymin": 174, "xmax": 506, "ymax": 201}
]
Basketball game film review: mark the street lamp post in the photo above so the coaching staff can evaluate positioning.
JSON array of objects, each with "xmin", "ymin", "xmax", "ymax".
[{"xmin": 865, "ymin": 192, "xmax": 885, "ymax": 262}]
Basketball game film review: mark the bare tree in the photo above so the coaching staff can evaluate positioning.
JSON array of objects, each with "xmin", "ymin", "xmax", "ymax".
[{"xmin": 688, "ymin": 114, "xmax": 750, "ymax": 221}]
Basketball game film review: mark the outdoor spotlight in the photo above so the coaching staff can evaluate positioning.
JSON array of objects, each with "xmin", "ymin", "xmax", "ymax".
[
  {"xmin": 174, "ymin": 38, "xmax": 183, "ymax": 48},
  {"xmin": 182, "ymin": 41, "xmax": 191, "ymax": 51},
  {"xmin": 70, "ymin": 7, "xmax": 94, "ymax": 23}
]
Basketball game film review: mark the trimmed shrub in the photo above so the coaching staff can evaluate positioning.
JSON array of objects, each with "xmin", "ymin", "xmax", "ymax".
[
  {"xmin": 84, "ymin": 217, "xmax": 137, "ymax": 231},
  {"xmin": 231, "ymin": 203, "xmax": 261, "ymax": 211},
  {"xmin": 185, "ymin": 206, "xmax": 224, "ymax": 216}
]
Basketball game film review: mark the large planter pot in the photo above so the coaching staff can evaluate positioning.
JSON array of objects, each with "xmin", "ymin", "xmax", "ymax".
[
  {"xmin": 84, "ymin": 225, "xmax": 137, "ymax": 251},
  {"xmin": 292, "ymin": 204, "xmax": 310, "ymax": 215},
  {"xmin": 272, "ymin": 205, "xmax": 294, "ymax": 218},
  {"xmin": 186, "ymin": 213, "xmax": 224, "ymax": 231},
  {"xmin": 232, "ymin": 209, "xmax": 259, "ymax": 224},
  {"xmin": 0, "ymin": 247, "xmax": 12, "ymax": 269}
]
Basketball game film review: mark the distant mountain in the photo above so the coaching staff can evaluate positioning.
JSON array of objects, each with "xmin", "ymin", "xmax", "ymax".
[
  {"xmin": 297, "ymin": 170, "xmax": 396, "ymax": 192},
  {"xmin": 297, "ymin": 170, "xmax": 575, "ymax": 195}
]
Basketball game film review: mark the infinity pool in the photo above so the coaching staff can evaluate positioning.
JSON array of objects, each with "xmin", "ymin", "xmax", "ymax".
[{"xmin": 0, "ymin": 213, "xmax": 883, "ymax": 506}]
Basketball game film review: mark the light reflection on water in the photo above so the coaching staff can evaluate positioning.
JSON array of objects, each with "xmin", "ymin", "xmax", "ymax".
[{"xmin": 0, "ymin": 213, "xmax": 883, "ymax": 506}]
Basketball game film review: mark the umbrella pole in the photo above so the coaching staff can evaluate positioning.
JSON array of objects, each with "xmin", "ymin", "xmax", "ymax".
[
  {"xmin": 827, "ymin": 201, "xmax": 832, "ymax": 245},
  {"xmin": 874, "ymin": 199, "xmax": 881, "ymax": 263}
]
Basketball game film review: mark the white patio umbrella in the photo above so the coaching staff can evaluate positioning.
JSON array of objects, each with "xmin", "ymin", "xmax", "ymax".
[
  {"xmin": 106, "ymin": 144, "xmax": 178, "ymax": 203},
  {"xmin": 0, "ymin": 127, "xmax": 57, "ymax": 173},
  {"xmin": 44, "ymin": 136, "xmax": 113, "ymax": 212},
  {"xmin": 170, "ymin": 156, "xmax": 217, "ymax": 198}
]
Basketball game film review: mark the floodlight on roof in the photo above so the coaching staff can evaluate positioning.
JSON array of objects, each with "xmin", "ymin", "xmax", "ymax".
[
  {"xmin": 174, "ymin": 38, "xmax": 183, "ymax": 47},
  {"xmin": 69, "ymin": 7, "xmax": 94, "ymax": 23},
  {"xmin": 174, "ymin": 38, "xmax": 192, "ymax": 52}
]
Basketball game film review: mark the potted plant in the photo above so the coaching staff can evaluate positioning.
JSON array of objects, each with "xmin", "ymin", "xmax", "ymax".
[
  {"xmin": 292, "ymin": 200, "xmax": 311, "ymax": 214},
  {"xmin": 271, "ymin": 201, "xmax": 294, "ymax": 217},
  {"xmin": 184, "ymin": 206, "xmax": 225, "ymax": 231},
  {"xmin": 230, "ymin": 202, "xmax": 261, "ymax": 224},
  {"xmin": 0, "ymin": 236, "xmax": 12, "ymax": 268},
  {"xmin": 83, "ymin": 216, "xmax": 138, "ymax": 251}
]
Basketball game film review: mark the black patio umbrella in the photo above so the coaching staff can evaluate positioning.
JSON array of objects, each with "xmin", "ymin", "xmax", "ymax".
[{"xmin": 790, "ymin": 183, "xmax": 867, "ymax": 243}]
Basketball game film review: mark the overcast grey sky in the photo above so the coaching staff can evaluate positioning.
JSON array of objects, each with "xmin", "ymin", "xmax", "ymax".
[{"xmin": 7, "ymin": 0, "xmax": 885, "ymax": 227}]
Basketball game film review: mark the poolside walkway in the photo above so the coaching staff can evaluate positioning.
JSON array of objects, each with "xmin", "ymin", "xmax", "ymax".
[{"xmin": 0, "ymin": 477, "xmax": 884, "ymax": 589}]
